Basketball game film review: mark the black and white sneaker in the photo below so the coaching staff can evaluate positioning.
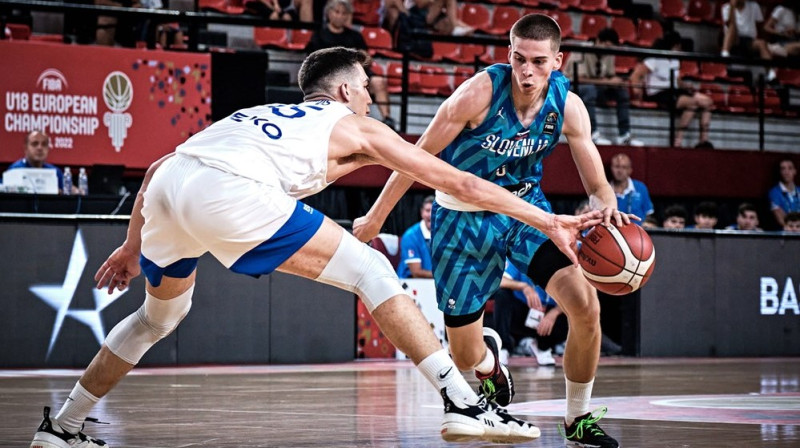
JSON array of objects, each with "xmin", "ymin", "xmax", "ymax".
[
  {"xmin": 477, "ymin": 327, "xmax": 515, "ymax": 406},
  {"xmin": 483, "ymin": 400, "xmax": 542, "ymax": 443},
  {"xmin": 561, "ymin": 407, "xmax": 619, "ymax": 448},
  {"xmin": 30, "ymin": 406, "xmax": 109, "ymax": 448},
  {"xmin": 440, "ymin": 389, "xmax": 540, "ymax": 443}
]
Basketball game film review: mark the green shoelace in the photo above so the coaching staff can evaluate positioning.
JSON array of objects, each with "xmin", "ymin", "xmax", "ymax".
[{"xmin": 558, "ymin": 406, "xmax": 608, "ymax": 440}]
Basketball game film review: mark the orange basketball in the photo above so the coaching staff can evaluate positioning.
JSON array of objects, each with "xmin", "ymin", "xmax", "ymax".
[{"xmin": 578, "ymin": 223, "xmax": 655, "ymax": 295}]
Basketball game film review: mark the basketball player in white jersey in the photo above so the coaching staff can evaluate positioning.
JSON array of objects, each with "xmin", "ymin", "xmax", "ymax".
[{"xmin": 30, "ymin": 47, "xmax": 602, "ymax": 448}]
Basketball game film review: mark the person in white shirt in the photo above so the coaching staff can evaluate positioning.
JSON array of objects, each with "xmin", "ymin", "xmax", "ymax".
[
  {"xmin": 720, "ymin": 0, "xmax": 776, "ymax": 80},
  {"xmin": 764, "ymin": 2, "xmax": 800, "ymax": 57}
]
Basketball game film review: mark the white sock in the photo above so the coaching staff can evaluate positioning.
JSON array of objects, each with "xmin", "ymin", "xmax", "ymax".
[
  {"xmin": 474, "ymin": 346, "xmax": 495, "ymax": 377},
  {"xmin": 417, "ymin": 348, "xmax": 478, "ymax": 406},
  {"xmin": 55, "ymin": 381, "xmax": 100, "ymax": 434},
  {"xmin": 565, "ymin": 376, "xmax": 594, "ymax": 426}
]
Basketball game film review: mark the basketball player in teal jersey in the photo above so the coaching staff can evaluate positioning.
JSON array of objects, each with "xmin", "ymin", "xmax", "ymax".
[{"xmin": 355, "ymin": 14, "xmax": 634, "ymax": 447}]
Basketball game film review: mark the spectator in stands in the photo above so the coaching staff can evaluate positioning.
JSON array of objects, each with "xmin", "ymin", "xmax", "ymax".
[
  {"xmin": 306, "ymin": 0, "xmax": 396, "ymax": 129},
  {"xmin": 764, "ymin": 2, "xmax": 800, "ymax": 57},
  {"xmin": 4, "ymin": 130, "xmax": 67, "ymax": 192},
  {"xmin": 397, "ymin": 195, "xmax": 434, "ymax": 278},
  {"xmin": 783, "ymin": 212, "xmax": 800, "ymax": 232},
  {"xmin": 768, "ymin": 159, "xmax": 800, "ymax": 228},
  {"xmin": 661, "ymin": 204, "xmax": 688, "ymax": 229},
  {"xmin": 689, "ymin": 201, "xmax": 719, "ymax": 230},
  {"xmin": 642, "ymin": 215, "xmax": 659, "ymax": 229},
  {"xmin": 382, "ymin": 0, "xmax": 473, "ymax": 36},
  {"xmin": 490, "ymin": 260, "xmax": 566, "ymax": 366},
  {"xmin": 726, "ymin": 202, "xmax": 762, "ymax": 231},
  {"xmin": 720, "ymin": 0, "xmax": 776, "ymax": 81},
  {"xmin": 630, "ymin": 31, "xmax": 715, "ymax": 149},
  {"xmin": 246, "ymin": 0, "xmax": 313, "ymax": 22},
  {"xmin": 609, "ymin": 153, "xmax": 654, "ymax": 224},
  {"xmin": 564, "ymin": 28, "xmax": 643, "ymax": 147},
  {"xmin": 95, "ymin": 0, "xmax": 142, "ymax": 47}
]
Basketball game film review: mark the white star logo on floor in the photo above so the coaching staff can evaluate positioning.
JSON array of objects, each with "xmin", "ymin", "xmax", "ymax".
[{"xmin": 29, "ymin": 229, "xmax": 128, "ymax": 359}]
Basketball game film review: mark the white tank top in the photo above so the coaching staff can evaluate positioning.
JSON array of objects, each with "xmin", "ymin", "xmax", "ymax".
[{"xmin": 176, "ymin": 100, "xmax": 353, "ymax": 199}]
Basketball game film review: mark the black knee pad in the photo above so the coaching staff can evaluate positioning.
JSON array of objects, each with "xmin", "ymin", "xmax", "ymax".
[
  {"xmin": 527, "ymin": 239, "xmax": 572, "ymax": 290},
  {"xmin": 444, "ymin": 306, "xmax": 485, "ymax": 328}
]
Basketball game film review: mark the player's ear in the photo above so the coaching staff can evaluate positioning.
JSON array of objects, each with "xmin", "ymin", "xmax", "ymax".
[
  {"xmin": 338, "ymin": 82, "xmax": 351, "ymax": 102},
  {"xmin": 553, "ymin": 51, "xmax": 563, "ymax": 71}
]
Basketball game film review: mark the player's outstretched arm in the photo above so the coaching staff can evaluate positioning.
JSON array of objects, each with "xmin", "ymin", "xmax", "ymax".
[
  {"xmin": 352, "ymin": 73, "xmax": 493, "ymax": 242},
  {"xmin": 562, "ymin": 91, "xmax": 632, "ymax": 227},
  {"xmin": 94, "ymin": 153, "xmax": 175, "ymax": 293},
  {"xmin": 343, "ymin": 116, "xmax": 602, "ymax": 265}
]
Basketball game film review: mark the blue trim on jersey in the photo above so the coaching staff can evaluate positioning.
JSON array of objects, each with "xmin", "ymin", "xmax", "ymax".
[
  {"xmin": 768, "ymin": 184, "xmax": 800, "ymax": 214},
  {"xmin": 431, "ymin": 66, "xmax": 570, "ymax": 316},
  {"xmin": 140, "ymin": 255, "xmax": 199, "ymax": 287},
  {"xmin": 397, "ymin": 222, "xmax": 433, "ymax": 278},
  {"xmin": 229, "ymin": 201, "xmax": 324, "ymax": 277}
]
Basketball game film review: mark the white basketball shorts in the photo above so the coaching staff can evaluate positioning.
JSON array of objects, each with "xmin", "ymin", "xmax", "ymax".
[{"xmin": 139, "ymin": 154, "xmax": 324, "ymax": 286}]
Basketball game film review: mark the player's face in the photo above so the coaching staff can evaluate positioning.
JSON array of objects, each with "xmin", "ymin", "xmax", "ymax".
[
  {"xmin": 779, "ymin": 160, "xmax": 796, "ymax": 184},
  {"xmin": 663, "ymin": 216, "xmax": 685, "ymax": 229},
  {"xmin": 737, "ymin": 211, "xmax": 759, "ymax": 230},
  {"xmin": 508, "ymin": 37, "xmax": 562, "ymax": 95},
  {"xmin": 346, "ymin": 65, "xmax": 373, "ymax": 116},
  {"xmin": 694, "ymin": 214, "xmax": 717, "ymax": 229},
  {"xmin": 420, "ymin": 202, "xmax": 432, "ymax": 229},
  {"xmin": 25, "ymin": 132, "xmax": 50, "ymax": 165}
]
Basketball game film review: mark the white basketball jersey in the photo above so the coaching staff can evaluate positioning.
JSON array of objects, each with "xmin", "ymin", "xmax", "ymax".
[{"xmin": 177, "ymin": 100, "xmax": 353, "ymax": 199}]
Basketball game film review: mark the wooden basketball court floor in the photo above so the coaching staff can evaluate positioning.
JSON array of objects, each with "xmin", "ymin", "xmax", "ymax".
[{"xmin": 3, "ymin": 357, "xmax": 799, "ymax": 447}]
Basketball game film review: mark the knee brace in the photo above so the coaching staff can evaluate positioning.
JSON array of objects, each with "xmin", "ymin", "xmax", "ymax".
[
  {"xmin": 316, "ymin": 232, "xmax": 405, "ymax": 313},
  {"xmin": 105, "ymin": 285, "xmax": 194, "ymax": 365}
]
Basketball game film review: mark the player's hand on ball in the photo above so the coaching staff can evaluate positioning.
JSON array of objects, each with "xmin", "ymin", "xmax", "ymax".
[
  {"xmin": 546, "ymin": 212, "xmax": 603, "ymax": 266},
  {"xmin": 600, "ymin": 207, "xmax": 640, "ymax": 227},
  {"xmin": 95, "ymin": 244, "xmax": 141, "ymax": 294}
]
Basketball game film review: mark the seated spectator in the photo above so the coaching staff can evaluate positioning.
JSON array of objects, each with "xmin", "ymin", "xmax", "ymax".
[
  {"xmin": 306, "ymin": 0, "xmax": 396, "ymax": 129},
  {"xmin": 246, "ymin": 0, "xmax": 313, "ymax": 22},
  {"xmin": 95, "ymin": 0, "xmax": 142, "ymax": 47},
  {"xmin": 721, "ymin": 0, "xmax": 776, "ymax": 81},
  {"xmin": 768, "ymin": 159, "xmax": 799, "ymax": 228},
  {"xmin": 725, "ymin": 202, "xmax": 762, "ymax": 231},
  {"xmin": 764, "ymin": 2, "xmax": 800, "ymax": 57},
  {"xmin": 564, "ymin": 28, "xmax": 643, "ymax": 147},
  {"xmin": 490, "ymin": 260, "xmax": 567, "ymax": 366},
  {"xmin": 385, "ymin": 0, "xmax": 473, "ymax": 58},
  {"xmin": 689, "ymin": 201, "xmax": 719, "ymax": 229},
  {"xmin": 783, "ymin": 212, "xmax": 800, "ymax": 232},
  {"xmin": 609, "ymin": 153, "xmax": 654, "ymax": 224},
  {"xmin": 642, "ymin": 215, "xmax": 659, "ymax": 229},
  {"xmin": 662, "ymin": 204, "xmax": 688, "ymax": 229},
  {"xmin": 4, "ymin": 130, "xmax": 68, "ymax": 193},
  {"xmin": 397, "ymin": 195, "xmax": 433, "ymax": 278},
  {"xmin": 630, "ymin": 31, "xmax": 714, "ymax": 149}
]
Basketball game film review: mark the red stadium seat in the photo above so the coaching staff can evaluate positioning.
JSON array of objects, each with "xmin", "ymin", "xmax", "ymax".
[
  {"xmin": 699, "ymin": 62, "xmax": 744, "ymax": 82},
  {"xmin": 386, "ymin": 62, "xmax": 421, "ymax": 94},
  {"xmin": 353, "ymin": 0, "xmax": 380, "ymax": 26},
  {"xmin": 480, "ymin": 46, "xmax": 509, "ymax": 65},
  {"xmin": 483, "ymin": 6, "xmax": 521, "ymax": 35},
  {"xmin": 699, "ymin": 83, "xmax": 727, "ymax": 110},
  {"xmin": 432, "ymin": 41, "xmax": 460, "ymax": 62},
  {"xmin": 453, "ymin": 66, "xmax": 475, "ymax": 89},
  {"xmin": 361, "ymin": 27, "xmax": 402, "ymax": 59},
  {"xmin": 777, "ymin": 68, "xmax": 800, "ymax": 87},
  {"xmin": 685, "ymin": 0, "xmax": 715, "ymax": 24},
  {"xmin": 459, "ymin": 43, "xmax": 487, "ymax": 64},
  {"xmin": 762, "ymin": 88, "xmax": 782, "ymax": 115},
  {"xmin": 558, "ymin": 0, "xmax": 580, "ymax": 11},
  {"xmin": 615, "ymin": 55, "xmax": 638, "ymax": 75},
  {"xmin": 611, "ymin": 16, "xmax": 637, "ymax": 45},
  {"xmin": 414, "ymin": 65, "xmax": 451, "ymax": 96},
  {"xmin": 199, "ymin": 0, "xmax": 244, "ymax": 14},
  {"xmin": 459, "ymin": 4, "xmax": 491, "ymax": 30},
  {"xmin": 726, "ymin": 86, "xmax": 755, "ymax": 113},
  {"xmin": 253, "ymin": 27, "xmax": 288, "ymax": 49},
  {"xmin": 6, "ymin": 23, "xmax": 31, "ymax": 40},
  {"xmin": 285, "ymin": 29, "xmax": 313, "ymax": 51},
  {"xmin": 680, "ymin": 60, "xmax": 700, "ymax": 80},
  {"xmin": 578, "ymin": 0, "xmax": 623, "ymax": 15},
  {"xmin": 579, "ymin": 14, "xmax": 608, "ymax": 41},
  {"xmin": 547, "ymin": 10, "xmax": 576, "ymax": 39},
  {"xmin": 661, "ymin": 0, "xmax": 687, "ymax": 20},
  {"xmin": 635, "ymin": 19, "xmax": 663, "ymax": 47}
]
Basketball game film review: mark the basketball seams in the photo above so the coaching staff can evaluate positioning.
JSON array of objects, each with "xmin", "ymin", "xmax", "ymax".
[{"xmin": 579, "ymin": 224, "xmax": 655, "ymax": 295}]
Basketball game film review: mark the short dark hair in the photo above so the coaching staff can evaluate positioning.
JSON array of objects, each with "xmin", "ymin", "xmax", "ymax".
[
  {"xmin": 694, "ymin": 201, "xmax": 718, "ymax": 218},
  {"xmin": 597, "ymin": 28, "xmax": 619, "ymax": 45},
  {"xmin": 298, "ymin": 47, "xmax": 369, "ymax": 97},
  {"xmin": 785, "ymin": 212, "xmax": 800, "ymax": 223},
  {"xmin": 510, "ymin": 14, "xmax": 562, "ymax": 52},
  {"xmin": 738, "ymin": 202, "xmax": 758, "ymax": 216},
  {"xmin": 664, "ymin": 204, "xmax": 688, "ymax": 220}
]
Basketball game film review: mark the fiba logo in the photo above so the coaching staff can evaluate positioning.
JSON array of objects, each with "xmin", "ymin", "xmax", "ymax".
[
  {"xmin": 37, "ymin": 69, "xmax": 68, "ymax": 92},
  {"xmin": 102, "ymin": 71, "xmax": 133, "ymax": 152}
]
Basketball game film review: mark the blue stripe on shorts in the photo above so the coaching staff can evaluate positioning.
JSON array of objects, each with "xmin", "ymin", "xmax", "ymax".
[
  {"xmin": 229, "ymin": 200, "xmax": 323, "ymax": 277},
  {"xmin": 140, "ymin": 255, "xmax": 199, "ymax": 288}
]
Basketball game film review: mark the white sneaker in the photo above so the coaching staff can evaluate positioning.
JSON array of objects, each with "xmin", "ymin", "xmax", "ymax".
[
  {"xmin": 483, "ymin": 400, "xmax": 542, "ymax": 443},
  {"xmin": 30, "ymin": 407, "xmax": 109, "ymax": 448},
  {"xmin": 615, "ymin": 132, "xmax": 644, "ymax": 147},
  {"xmin": 532, "ymin": 345, "xmax": 556, "ymax": 366},
  {"xmin": 591, "ymin": 131, "xmax": 612, "ymax": 145},
  {"xmin": 498, "ymin": 348, "xmax": 510, "ymax": 365},
  {"xmin": 768, "ymin": 43, "xmax": 788, "ymax": 57},
  {"xmin": 721, "ymin": 50, "xmax": 730, "ymax": 57},
  {"xmin": 767, "ymin": 68, "xmax": 777, "ymax": 82},
  {"xmin": 514, "ymin": 337, "xmax": 536, "ymax": 357}
]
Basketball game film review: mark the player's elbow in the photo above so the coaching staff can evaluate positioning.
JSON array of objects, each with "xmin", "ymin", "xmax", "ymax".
[{"xmin": 449, "ymin": 175, "xmax": 489, "ymax": 207}]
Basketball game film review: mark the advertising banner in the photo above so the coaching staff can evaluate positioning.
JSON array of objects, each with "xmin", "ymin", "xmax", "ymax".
[{"xmin": 1, "ymin": 41, "xmax": 211, "ymax": 169}]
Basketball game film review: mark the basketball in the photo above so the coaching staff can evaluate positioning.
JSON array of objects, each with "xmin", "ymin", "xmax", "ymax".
[{"xmin": 578, "ymin": 223, "xmax": 655, "ymax": 295}]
